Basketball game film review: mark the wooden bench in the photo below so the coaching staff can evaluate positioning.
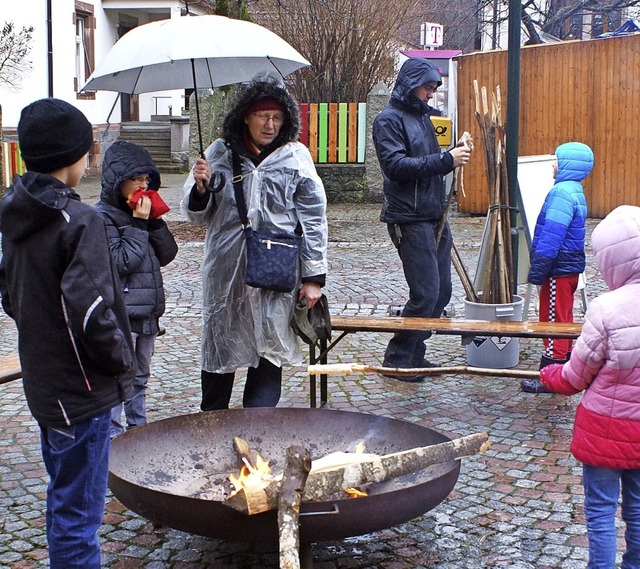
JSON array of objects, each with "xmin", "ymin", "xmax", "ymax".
[
  {"xmin": 0, "ymin": 353, "xmax": 21, "ymax": 385},
  {"xmin": 308, "ymin": 316, "xmax": 583, "ymax": 407}
]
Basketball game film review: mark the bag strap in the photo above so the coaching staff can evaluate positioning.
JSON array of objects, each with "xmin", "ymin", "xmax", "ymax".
[{"xmin": 231, "ymin": 150, "xmax": 249, "ymax": 228}]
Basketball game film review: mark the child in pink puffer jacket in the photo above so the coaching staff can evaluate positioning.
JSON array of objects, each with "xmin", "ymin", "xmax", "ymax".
[{"xmin": 541, "ymin": 205, "xmax": 640, "ymax": 569}]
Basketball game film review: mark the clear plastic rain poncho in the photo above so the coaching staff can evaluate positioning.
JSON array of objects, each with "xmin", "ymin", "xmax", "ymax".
[{"xmin": 181, "ymin": 138, "xmax": 327, "ymax": 374}]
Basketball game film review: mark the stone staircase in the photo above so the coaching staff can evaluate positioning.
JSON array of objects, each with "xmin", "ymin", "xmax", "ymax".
[{"xmin": 119, "ymin": 121, "xmax": 186, "ymax": 173}]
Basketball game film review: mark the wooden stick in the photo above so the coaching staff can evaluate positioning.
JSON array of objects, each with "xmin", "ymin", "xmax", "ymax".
[
  {"xmin": 224, "ymin": 432, "xmax": 489, "ymax": 515},
  {"xmin": 0, "ymin": 353, "xmax": 21, "ymax": 385},
  {"xmin": 452, "ymin": 241, "xmax": 479, "ymax": 303},
  {"xmin": 307, "ymin": 362, "xmax": 539, "ymax": 379},
  {"xmin": 278, "ymin": 445, "xmax": 311, "ymax": 569}
]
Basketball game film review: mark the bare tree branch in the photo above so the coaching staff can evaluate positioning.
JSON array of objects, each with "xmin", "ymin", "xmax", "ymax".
[
  {"xmin": 248, "ymin": 0, "xmax": 423, "ymax": 102},
  {"xmin": 0, "ymin": 21, "xmax": 34, "ymax": 90}
]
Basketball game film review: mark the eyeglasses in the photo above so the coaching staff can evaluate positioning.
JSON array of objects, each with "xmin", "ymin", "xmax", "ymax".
[
  {"xmin": 252, "ymin": 112, "xmax": 285, "ymax": 126},
  {"xmin": 129, "ymin": 175, "xmax": 150, "ymax": 185}
]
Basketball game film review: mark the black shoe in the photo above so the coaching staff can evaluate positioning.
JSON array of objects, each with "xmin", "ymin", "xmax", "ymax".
[
  {"xmin": 520, "ymin": 378, "xmax": 555, "ymax": 393},
  {"xmin": 381, "ymin": 372, "xmax": 426, "ymax": 383},
  {"xmin": 380, "ymin": 359, "xmax": 436, "ymax": 383}
]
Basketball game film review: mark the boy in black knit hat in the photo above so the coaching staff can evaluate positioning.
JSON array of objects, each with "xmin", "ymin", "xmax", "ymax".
[{"xmin": 0, "ymin": 98, "xmax": 135, "ymax": 568}]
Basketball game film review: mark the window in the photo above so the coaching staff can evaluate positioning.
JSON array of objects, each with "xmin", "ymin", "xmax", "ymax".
[{"xmin": 74, "ymin": 2, "xmax": 95, "ymax": 99}]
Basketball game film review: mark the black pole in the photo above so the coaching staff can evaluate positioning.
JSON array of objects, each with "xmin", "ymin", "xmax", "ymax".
[
  {"xmin": 190, "ymin": 58, "xmax": 204, "ymax": 157},
  {"xmin": 46, "ymin": 0, "xmax": 54, "ymax": 97},
  {"xmin": 506, "ymin": 0, "xmax": 521, "ymax": 293}
]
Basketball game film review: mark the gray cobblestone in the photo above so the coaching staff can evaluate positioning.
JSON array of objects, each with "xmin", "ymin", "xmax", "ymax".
[{"xmin": 0, "ymin": 174, "xmax": 621, "ymax": 567}]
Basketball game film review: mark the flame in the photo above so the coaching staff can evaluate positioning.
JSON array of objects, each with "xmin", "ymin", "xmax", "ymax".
[
  {"xmin": 344, "ymin": 487, "xmax": 368, "ymax": 498},
  {"xmin": 228, "ymin": 453, "xmax": 273, "ymax": 497}
]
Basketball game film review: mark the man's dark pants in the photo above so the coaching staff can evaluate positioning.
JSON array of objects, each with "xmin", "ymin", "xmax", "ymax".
[{"xmin": 383, "ymin": 220, "xmax": 453, "ymax": 368}]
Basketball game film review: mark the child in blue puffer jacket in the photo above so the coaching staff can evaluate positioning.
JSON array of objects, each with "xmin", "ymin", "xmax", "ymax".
[{"xmin": 521, "ymin": 141, "xmax": 594, "ymax": 393}]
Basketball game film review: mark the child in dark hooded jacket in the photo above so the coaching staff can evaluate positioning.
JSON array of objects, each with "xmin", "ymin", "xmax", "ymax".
[{"xmin": 95, "ymin": 141, "xmax": 177, "ymax": 437}]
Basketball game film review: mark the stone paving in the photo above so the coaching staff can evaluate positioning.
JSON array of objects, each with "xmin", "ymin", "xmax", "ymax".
[{"xmin": 0, "ymin": 174, "xmax": 619, "ymax": 568}]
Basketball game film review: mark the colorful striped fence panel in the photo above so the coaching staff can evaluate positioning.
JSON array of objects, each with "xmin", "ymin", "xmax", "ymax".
[
  {"xmin": 299, "ymin": 103, "xmax": 309, "ymax": 148},
  {"xmin": 2, "ymin": 141, "xmax": 25, "ymax": 188},
  {"xmin": 301, "ymin": 102, "xmax": 366, "ymax": 164},
  {"xmin": 317, "ymin": 103, "xmax": 329, "ymax": 163}
]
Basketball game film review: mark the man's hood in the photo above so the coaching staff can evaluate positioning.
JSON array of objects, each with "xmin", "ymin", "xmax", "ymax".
[
  {"xmin": 0, "ymin": 172, "xmax": 79, "ymax": 243},
  {"xmin": 592, "ymin": 205, "xmax": 640, "ymax": 290},
  {"xmin": 555, "ymin": 142, "xmax": 594, "ymax": 183},
  {"xmin": 390, "ymin": 58, "xmax": 442, "ymax": 115}
]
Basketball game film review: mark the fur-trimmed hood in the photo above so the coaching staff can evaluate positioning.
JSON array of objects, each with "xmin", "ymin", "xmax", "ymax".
[{"xmin": 222, "ymin": 73, "xmax": 300, "ymax": 151}]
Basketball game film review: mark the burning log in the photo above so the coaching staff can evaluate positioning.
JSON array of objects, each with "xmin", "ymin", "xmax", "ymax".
[
  {"xmin": 278, "ymin": 445, "xmax": 311, "ymax": 569},
  {"xmin": 229, "ymin": 437, "xmax": 278, "ymax": 515},
  {"xmin": 308, "ymin": 362, "xmax": 539, "ymax": 379},
  {"xmin": 224, "ymin": 431, "xmax": 489, "ymax": 515}
]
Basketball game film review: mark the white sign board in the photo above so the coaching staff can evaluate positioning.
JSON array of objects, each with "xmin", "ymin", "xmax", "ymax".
[
  {"xmin": 474, "ymin": 155, "xmax": 555, "ymax": 288},
  {"xmin": 420, "ymin": 22, "xmax": 444, "ymax": 47},
  {"xmin": 517, "ymin": 154, "xmax": 556, "ymax": 243}
]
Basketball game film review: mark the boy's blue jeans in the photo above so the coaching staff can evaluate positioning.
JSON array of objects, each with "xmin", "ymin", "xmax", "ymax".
[
  {"xmin": 112, "ymin": 331, "xmax": 156, "ymax": 437},
  {"xmin": 40, "ymin": 411, "xmax": 111, "ymax": 569},
  {"xmin": 583, "ymin": 464, "xmax": 640, "ymax": 568}
]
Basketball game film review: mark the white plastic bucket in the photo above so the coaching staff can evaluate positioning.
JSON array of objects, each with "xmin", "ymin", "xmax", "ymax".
[{"xmin": 463, "ymin": 295, "xmax": 523, "ymax": 369}]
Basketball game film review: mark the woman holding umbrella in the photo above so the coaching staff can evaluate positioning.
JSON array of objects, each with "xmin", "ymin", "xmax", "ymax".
[{"xmin": 181, "ymin": 72, "xmax": 328, "ymax": 411}]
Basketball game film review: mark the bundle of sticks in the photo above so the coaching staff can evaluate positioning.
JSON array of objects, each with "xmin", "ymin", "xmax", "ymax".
[{"xmin": 472, "ymin": 80, "xmax": 514, "ymax": 305}]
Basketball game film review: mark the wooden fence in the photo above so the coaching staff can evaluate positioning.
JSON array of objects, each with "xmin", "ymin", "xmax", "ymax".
[
  {"xmin": 455, "ymin": 33, "xmax": 640, "ymax": 218},
  {"xmin": 2, "ymin": 141, "xmax": 24, "ymax": 188},
  {"xmin": 300, "ymin": 102, "xmax": 367, "ymax": 164}
]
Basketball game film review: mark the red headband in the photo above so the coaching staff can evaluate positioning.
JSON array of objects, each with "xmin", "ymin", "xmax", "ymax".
[{"xmin": 245, "ymin": 97, "xmax": 285, "ymax": 115}]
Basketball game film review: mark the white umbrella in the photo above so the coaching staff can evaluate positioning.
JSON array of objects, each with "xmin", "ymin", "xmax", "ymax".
[{"xmin": 81, "ymin": 15, "xmax": 310, "ymax": 153}]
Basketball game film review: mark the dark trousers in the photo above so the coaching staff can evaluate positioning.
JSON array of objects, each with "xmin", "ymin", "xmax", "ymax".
[
  {"xmin": 383, "ymin": 220, "xmax": 453, "ymax": 367},
  {"xmin": 200, "ymin": 357, "xmax": 282, "ymax": 411}
]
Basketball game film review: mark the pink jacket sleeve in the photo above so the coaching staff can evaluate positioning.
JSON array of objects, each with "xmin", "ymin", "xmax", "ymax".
[
  {"xmin": 540, "ymin": 363, "xmax": 582, "ymax": 395},
  {"xmin": 540, "ymin": 300, "xmax": 607, "ymax": 396}
]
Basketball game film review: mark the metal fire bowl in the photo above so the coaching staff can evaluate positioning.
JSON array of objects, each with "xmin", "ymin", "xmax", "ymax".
[{"xmin": 109, "ymin": 408, "xmax": 460, "ymax": 543}]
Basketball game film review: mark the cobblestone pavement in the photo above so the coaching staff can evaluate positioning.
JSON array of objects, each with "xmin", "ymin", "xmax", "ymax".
[{"xmin": 0, "ymin": 174, "xmax": 617, "ymax": 568}]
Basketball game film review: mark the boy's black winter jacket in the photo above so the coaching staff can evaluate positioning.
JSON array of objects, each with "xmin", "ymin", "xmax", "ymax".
[
  {"xmin": 95, "ymin": 141, "xmax": 178, "ymax": 335},
  {"xmin": 0, "ymin": 172, "xmax": 135, "ymax": 428}
]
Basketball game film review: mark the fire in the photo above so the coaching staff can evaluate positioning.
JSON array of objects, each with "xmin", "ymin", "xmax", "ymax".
[
  {"xmin": 228, "ymin": 453, "xmax": 274, "ymax": 497},
  {"xmin": 344, "ymin": 487, "xmax": 368, "ymax": 498}
]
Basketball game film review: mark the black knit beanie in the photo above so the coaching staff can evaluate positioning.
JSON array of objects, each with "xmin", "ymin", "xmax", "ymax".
[{"xmin": 18, "ymin": 98, "xmax": 94, "ymax": 173}]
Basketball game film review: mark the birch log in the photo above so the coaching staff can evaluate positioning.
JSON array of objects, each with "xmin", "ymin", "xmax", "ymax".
[
  {"xmin": 224, "ymin": 432, "xmax": 489, "ymax": 515},
  {"xmin": 278, "ymin": 445, "xmax": 311, "ymax": 569},
  {"xmin": 307, "ymin": 363, "xmax": 539, "ymax": 379}
]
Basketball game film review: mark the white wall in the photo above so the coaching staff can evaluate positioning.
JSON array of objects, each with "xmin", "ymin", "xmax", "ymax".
[{"xmin": 0, "ymin": 0, "xmax": 185, "ymax": 130}]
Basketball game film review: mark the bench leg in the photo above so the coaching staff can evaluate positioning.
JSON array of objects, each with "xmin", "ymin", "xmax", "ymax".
[
  {"xmin": 320, "ymin": 339, "xmax": 328, "ymax": 407},
  {"xmin": 309, "ymin": 345, "xmax": 317, "ymax": 408}
]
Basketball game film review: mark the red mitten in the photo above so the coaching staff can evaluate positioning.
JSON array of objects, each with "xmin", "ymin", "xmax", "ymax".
[{"xmin": 128, "ymin": 189, "xmax": 170, "ymax": 219}]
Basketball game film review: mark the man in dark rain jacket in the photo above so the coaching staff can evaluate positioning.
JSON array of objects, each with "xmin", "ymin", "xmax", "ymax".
[{"xmin": 373, "ymin": 58, "xmax": 473, "ymax": 381}]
